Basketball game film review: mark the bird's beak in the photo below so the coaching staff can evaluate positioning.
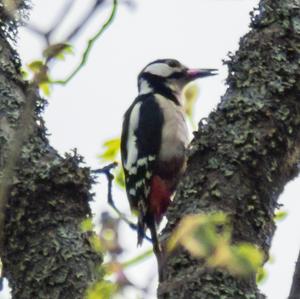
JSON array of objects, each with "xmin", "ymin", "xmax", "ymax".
[{"xmin": 186, "ymin": 68, "xmax": 218, "ymax": 81}]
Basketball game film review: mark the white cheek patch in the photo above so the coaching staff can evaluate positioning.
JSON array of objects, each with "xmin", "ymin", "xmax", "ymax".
[{"xmin": 144, "ymin": 63, "xmax": 175, "ymax": 77}]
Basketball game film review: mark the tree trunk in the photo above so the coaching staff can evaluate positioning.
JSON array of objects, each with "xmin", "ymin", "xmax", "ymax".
[
  {"xmin": 0, "ymin": 4, "xmax": 102, "ymax": 299},
  {"xmin": 158, "ymin": 0, "xmax": 300, "ymax": 298},
  {"xmin": 288, "ymin": 249, "xmax": 300, "ymax": 299}
]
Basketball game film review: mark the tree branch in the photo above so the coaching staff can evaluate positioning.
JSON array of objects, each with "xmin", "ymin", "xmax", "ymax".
[
  {"xmin": 52, "ymin": 0, "xmax": 118, "ymax": 85},
  {"xmin": 288, "ymin": 247, "xmax": 300, "ymax": 299},
  {"xmin": 65, "ymin": 0, "xmax": 105, "ymax": 42},
  {"xmin": 0, "ymin": 4, "xmax": 103, "ymax": 299},
  {"xmin": 158, "ymin": 0, "xmax": 300, "ymax": 298},
  {"xmin": 47, "ymin": 0, "xmax": 74, "ymax": 41},
  {"xmin": 94, "ymin": 162, "xmax": 152, "ymax": 242},
  {"xmin": 27, "ymin": 0, "xmax": 75, "ymax": 45},
  {"xmin": 0, "ymin": 82, "xmax": 36, "ymax": 249}
]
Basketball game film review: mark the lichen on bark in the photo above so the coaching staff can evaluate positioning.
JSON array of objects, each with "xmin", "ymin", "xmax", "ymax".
[
  {"xmin": 0, "ymin": 2, "xmax": 103, "ymax": 299},
  {"xmin": 158, "ymin": 0, "xmax": 300, "ymax": 298}
]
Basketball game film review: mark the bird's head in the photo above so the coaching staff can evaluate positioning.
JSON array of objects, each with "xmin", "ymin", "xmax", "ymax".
[{"xmin": 138, "ymin": 59, "xmax": 217, "ymax": 99}]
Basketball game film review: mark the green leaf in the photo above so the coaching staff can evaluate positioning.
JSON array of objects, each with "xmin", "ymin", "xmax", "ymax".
[
  {"xmin": 256, "ymin": 267, "xmax": 267, "ymax": 284},
  {"xmin": 20, "ymin": 68, "xmax": 29, "ymax": 79},
  {"xmin": 43, "ymin": 43, "xmax": 74, "ymax": 61},
  {"xmin": 183, "ymin": 83, "xmax": 199, "ymax": 117},
  {"xmin": 27, "ymin": 60, "xmax": 44, "ymax": 73},
  {"xmin": 27, "ymin": 60, "xmax": 49, "ymax": 84},
  {"xmin": 88, "ymin": 234, "xmax": 104, "ymax": 254},
  {"xmin": 80, "ymin": 218, "xmax": 94, "ymax": 232},
  {"xmin": 39, "ymin": 82, "xmax": 51, "ymax": 96},
  {"xmin": 85, "ymin": 280, "xmax": 117, "ymax": 299},
  {"xmin": 167, "ymin": 212, "xmax": 228, "ymax": 255},
  {"xmin": 115, "ymin": 167, "xmax": 125, "ymax": 189},
  {"xmin": 274, "ymin": 210, "xmax": 288, "ymax": 221},
  {"xmin": 99, "ymin": 138, "xmax": 120, "ymax": 162},
  {"xmin": 168, "ymin": 212, "xmax": 263, "ymax": 277},
  {"xmin": 183, "ymin": 83, "xmax": 199, "ymax": 129},
  {"xmin": 230, "ymin": 243, "xmax": 264, "ymax": 276}
]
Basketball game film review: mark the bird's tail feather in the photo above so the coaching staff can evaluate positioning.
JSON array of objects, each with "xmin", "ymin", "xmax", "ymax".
[{"xmin": 137, "ymin": 215, "xmax": 146, "ymax": 246}]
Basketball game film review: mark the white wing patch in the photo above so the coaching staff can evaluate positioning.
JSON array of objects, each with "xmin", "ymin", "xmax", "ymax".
[{"xmin": 125, "ymin": 101, "xmax": 142, "ymax": 171}]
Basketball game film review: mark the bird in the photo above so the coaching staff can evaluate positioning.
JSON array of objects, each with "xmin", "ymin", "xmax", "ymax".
[{"xmin": 120, "ymin": 59, "xmax": 217, "ymax": 278}]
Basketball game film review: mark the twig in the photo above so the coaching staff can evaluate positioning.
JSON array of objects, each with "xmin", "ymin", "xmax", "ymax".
[
  {"xmin": 46, "ymin": 0, "xmax": 75, "ymax": 39},
  {"xmin": 65, "ymin": 0, "xmax": 105, "ymax": 42},
  {"xmin": 25, "ymin": 24, "xmax": 46, "ymax": 39},
  {"xmin": 121, "ymin": 248, "xmax": 153, "ymax": 268},
  {"xmin": 64, "ymin": 0, "xmax": 135, "ymax": 42},
  {"xmin": 52, "ymin": 0, "xmax": 118, "ymax": 85},
  {"xmin": 25, "ymin": 0, "xmax": 75, "ymax": 45},
  {"xmin": 93, "ymin": 162, "xmax": 152, "ymax": 243},
  {"xmin": 93, "ymin": 162, "xmax": 118, "ymax": 176},
  {"xmin": 102, "ymin": 248, "xmax": 153, "ymax": 270},
  {"xmin": 26, "ymin": 0, "xmax": 126, "ymax": 45}
]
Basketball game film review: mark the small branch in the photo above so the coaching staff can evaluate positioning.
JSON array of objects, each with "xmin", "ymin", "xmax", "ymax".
[
  {"xmin": 25, "ymin": 0, "xmax": 75, "ymax": 45},
  {"xmin": 25, "ymin": 0, "xmax": 125, "ymax": 45},
  {"xmin": 121, "ymin": 248, "xmax": 153, "ymax": 268},
  {"xmin": 65, "ymin": 0, "xmax": 105, "ymax": 42},
  {"xmin": 46, "ymin": 0, "xmax": 75, "ymax": 39},
  {"xmin": 102, "ymin": 248, "xmax": 153, "ymax": 270},
  {"xmin": 25, "ymin": 24, "xmax": 47, "ymax": 39},
  {"xmin": 288, "ymin": 248, "xmax": 300, "ymax": 299},
  {"xmin": 93, "ymin": 162, "xmax": 118, "ymax": 176},
  {"xmin": 52, "ymin": 0, "xmax": 118, "ymax": 85},
  {"xmin": 93, "ymin": 162, "xmax": 152, "ymax": 243}
]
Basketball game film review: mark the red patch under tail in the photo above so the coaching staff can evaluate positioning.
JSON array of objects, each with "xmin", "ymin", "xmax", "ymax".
[{"xmin": 149, "ymin": 175, "xmax": 172, "ymax": 223}]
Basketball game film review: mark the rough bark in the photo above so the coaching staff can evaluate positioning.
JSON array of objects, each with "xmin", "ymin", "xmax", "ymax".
[
  {"xmin": 288, "ymin": 249, "xmax": 300, "ymax": 299},
  {"xmin": 158, "ymin": 0, "xmax": 300, "ymax": 298},
  {"xmin": 0, "ymin": 3, "xmax": 102, "ymax": 299}
]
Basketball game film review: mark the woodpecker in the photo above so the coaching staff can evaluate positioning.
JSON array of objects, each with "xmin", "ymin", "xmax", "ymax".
[{"xmin": 120, "ymin": 59, "xmax": 217, "ymax": 272}]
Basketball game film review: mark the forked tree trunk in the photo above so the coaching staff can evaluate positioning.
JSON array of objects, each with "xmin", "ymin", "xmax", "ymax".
[{"xmin": 1, "ymin": 0, "xmax": 300, "ymax": 298}]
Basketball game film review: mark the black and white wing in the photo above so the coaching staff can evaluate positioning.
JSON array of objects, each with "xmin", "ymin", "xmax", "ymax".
[{"xmin": 121, "ymin": 94, "xmax": 163, "ymax": 240}]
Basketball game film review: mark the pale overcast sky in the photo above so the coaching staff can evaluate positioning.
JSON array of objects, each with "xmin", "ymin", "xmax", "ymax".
[{"xmin": 1, "ymin": 1, "xmax": 299, "ymax": 298}]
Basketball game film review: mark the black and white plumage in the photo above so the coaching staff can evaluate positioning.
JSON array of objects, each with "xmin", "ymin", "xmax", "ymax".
[{"xmin": 121, "ymin": 59, "xmax": 217, "ymax": 270}]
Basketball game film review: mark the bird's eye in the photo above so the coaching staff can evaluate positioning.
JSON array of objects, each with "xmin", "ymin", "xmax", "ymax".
[{"xmin": 168, "ymin": 61, "xmax": 180, "ymax": 68}]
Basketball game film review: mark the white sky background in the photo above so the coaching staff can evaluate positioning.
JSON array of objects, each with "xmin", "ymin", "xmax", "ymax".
[{"xmin": 1, "ymin": 0, "xmax": 299, "ymax": 298}]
